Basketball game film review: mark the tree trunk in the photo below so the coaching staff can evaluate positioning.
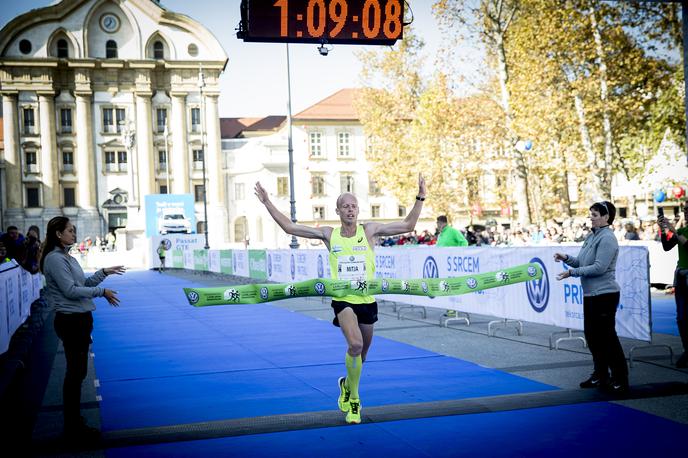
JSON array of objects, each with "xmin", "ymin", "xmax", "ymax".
[
  {"xmin": 495, "ymin": 29, "xmax": 531, "ymax": 225},
  {"xmin": 573, "ymin": 93, "xmax": 604, "ymax": 200},
  {"xmin": 556, "ymin": 140, "xmax": 573, "ymax": 217},
  {"xmin": 589, "ymin": 6, "xmax": 614, "ymax": 199}
]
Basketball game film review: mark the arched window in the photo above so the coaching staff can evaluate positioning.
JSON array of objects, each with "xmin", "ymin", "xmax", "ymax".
[
  {"xmin": 153, "ymin": 40, "xmax": 164, "ymax": 59},
  {"xmin": 57, "ymin": 39, "xmax": 69, "ymax": 58},
  {"xmin": 234, "ymin": 217, "xmax": 247, "ymax": 243},
  {"xmin": 106, "ymin": 40, "xmax": 118, "ymax": 59}
]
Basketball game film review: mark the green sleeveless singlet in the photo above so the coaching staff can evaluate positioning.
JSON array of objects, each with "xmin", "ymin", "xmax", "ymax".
[{"xmin": 329, "ymin": 225, "xmax": 375, "ymax": 304}]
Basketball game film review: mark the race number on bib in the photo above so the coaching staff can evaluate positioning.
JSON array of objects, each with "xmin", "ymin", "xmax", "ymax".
[{"xmin": 337, "ymin": 255, "xmax": 366, "ymax": 281}]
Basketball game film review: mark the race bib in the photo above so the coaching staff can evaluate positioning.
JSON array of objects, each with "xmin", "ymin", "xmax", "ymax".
[{"xmin": 337, "ymin": 255, "xmax": 366, "ymax": 281}]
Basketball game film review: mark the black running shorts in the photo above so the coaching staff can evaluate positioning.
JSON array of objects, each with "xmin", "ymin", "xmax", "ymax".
[{"xmin": 331, "ymin": 300, "xmax": 378, "ymax": 327}]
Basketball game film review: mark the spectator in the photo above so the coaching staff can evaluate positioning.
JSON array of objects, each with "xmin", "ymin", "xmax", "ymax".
[
  {"xmin": 624, "ymin": 222, "xmax": 640, "ymax": 241},
  {"xmin": 40, "ymin": 216, "xmax": 125, "ymax": 441},
  {"xmin": 555, "ymin": 201, "xmax": 628, "ymax": 393},
  {"xmin": 435, "ymin": 215, "xmax": 468, "ymax": 318},
  {"xmin": 0, "ymin": 242, "xmax": 10, "ymax": 264},
  {"xmin": 465, "ymin": 225, "xmax": 478, "ymax": 245},
  {"xmin": 659, "ymin": 201, "xmax": 688, "ymax": 368},
  {"xmin": 531, "ymin": 225, "xmax": 545, "ymax": 244},
  {"xmin": 106, "ymin": 231, "xmax": 116, "ymax": 251},
  {"xmin": 22, "ymin": 225, "xmax": 41, "ymax": 274},
  {"xmin": 0, "ymin": 225, "xmax": 26, "ymax": 262},
  {"xmin": 156, "ymin": 241, "xmax": 167, "ymax": 273}
]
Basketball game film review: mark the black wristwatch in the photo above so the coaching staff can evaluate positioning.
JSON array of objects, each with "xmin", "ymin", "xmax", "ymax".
[{"xmin": 416, "ymin": 196, "xmax": 425, "ymax": 201}]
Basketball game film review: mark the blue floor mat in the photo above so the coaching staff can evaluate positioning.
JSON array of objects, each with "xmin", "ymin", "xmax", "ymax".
[
  {"xmin": 92, "ymin": 271, "xmax": 552, "ymax": 431},
  {"xmin": 105, "ymin": 402, "xmax": 687, "ymax": 458},
  {"xmin": 652, "ymin": 295, "xmax": 678, "ymax": 336},
  {"xmin": 94, "ymin": 271, "xmax": 684, "ymax": 458}
]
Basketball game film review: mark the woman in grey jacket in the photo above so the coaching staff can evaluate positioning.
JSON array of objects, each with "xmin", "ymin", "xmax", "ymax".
[
  {"xmin": 40, "ymin": 216, "xmax": 124, "ymax": 440},
  {"xmin": 554, "ymin": 201, "xmax": 628, "ymax": 394}
]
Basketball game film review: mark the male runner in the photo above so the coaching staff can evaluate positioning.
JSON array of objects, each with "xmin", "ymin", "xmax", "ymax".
[{"xmin": 255, "ymin": 174, "xmax": 426, "ymax": 423}]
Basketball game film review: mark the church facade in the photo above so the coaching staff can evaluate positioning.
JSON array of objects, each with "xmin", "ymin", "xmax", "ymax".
[{"xmin": 0, "ymin": 0, "xmax": 228, "ymax": 247}]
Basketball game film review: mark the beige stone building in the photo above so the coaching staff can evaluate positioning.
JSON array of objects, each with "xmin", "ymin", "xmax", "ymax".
[
  {"xmin": 222, "ymin": 89, "xmax": 432, "ymax": 249},
  {"xmin": 0, "ymin": 0, "xmax": 228, "ymax": 247}
]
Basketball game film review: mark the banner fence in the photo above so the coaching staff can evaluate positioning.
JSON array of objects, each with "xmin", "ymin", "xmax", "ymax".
[
  {"xmin": 172, "ymin": 245, "xmax": 652, "ymax": 342},
  {"xmin": 0, "ymin": 261, "xmax": 41, "ymax": 355}
]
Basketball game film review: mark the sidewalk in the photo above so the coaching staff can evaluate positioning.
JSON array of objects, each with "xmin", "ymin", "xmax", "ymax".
[{"xmin": 21, "ymin": 269, "xmax": 688, "ymax": 455}]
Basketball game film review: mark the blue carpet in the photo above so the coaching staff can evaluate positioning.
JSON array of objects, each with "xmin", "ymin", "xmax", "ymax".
[
  {"xmin": 92, "ymin": 271, "xmax": 552, "ymax": 431},
  {"xmin": 93, "ymin": 271, "xmax": 685, "ymax": 457},
  {"xmin": 652, "ymin": 295, "xmax": 678, "ymax": 336},
  {"xmin": 104, "ymin": 402, "xmax": 686, "ymax": 458}
]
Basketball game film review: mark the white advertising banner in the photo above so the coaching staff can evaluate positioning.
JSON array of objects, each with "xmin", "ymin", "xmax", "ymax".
[
  {"xmin": 629, "ymin": 241, "xmax": 676, "ymax": 285},
  {"xmin": 179, "ymin": 245, "xmax": 651, "ymax": 342},
  {"xmin": 0, "ymin": 264, "xmax": 14, "ymax": 354},
  {"xmin": 183, "ymin": 250, "xmax": 194, "ymax": 270},
  {"xmin": 369, "ymin": 246, "xmax": 650, "ymax": 342},
  {"xmin": 232, "ymin": 250, "xmax": 249, "ymax": 277},
  {"xmin": 148, "ymin": 234, "xmax": 207, "ymax": 269},
  {"xmin": 19, "ymin": 268, "xmax": 33, "ymax": 320},
  {"xmin": 208, "ymin": 250, "xmax": 221, "ymax": 273},
  {"xmin": 267, "ymin": 250, "xmax": 291, "ymax": 283}
]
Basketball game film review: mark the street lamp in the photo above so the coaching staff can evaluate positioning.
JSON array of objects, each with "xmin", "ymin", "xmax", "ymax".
[
  {"xmin": 198, "ymin": 66, "xmax": 210, "ymax": 249},
  {"xmin": 120, "ymin": 120, "xmax": 137, "ymax": 207},
  {"xmin": 163, "ymin": 124, "xmax": 170, "ymax": 193},
  {"xmin": 286, "ymin": 43, "xmax": 299, "ymax": 249}
]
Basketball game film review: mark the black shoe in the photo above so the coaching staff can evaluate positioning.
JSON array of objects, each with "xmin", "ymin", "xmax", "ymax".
[
  {"xmin": 64, "ymin": 419, "xmax": 101, "ymax": 444},
  {"xmin": 601, "ymin": 379, "xmax": 629, "ymax": 395},
  {"xmin": 676, "ymin": 352, "xmax": 688, "ymax": 368},
  {"xmin": 579, "ymin": 374, "xmax": 606, "ymax": 388}
]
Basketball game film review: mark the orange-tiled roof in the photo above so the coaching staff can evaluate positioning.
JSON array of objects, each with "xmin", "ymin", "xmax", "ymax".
[
  {"xmin": 294, "ymin": 88, "xmax": 359, "ymax": 120},
  {"xmin": 220, "ymin": 116, "xmax": 285, "ymax": 138}
]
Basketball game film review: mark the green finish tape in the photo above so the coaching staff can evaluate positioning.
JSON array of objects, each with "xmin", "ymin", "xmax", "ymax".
[{"xmin": 183, "ymin": 263, "xmax": 543, "ymax": 307}]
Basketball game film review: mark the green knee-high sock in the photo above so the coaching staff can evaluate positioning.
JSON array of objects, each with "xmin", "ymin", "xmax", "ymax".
[{"xmin": 345, "ymin": 353, "xmax": 362, "ymax": 400}]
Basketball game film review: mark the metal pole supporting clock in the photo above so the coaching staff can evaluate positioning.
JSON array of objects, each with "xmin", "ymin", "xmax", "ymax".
[
  {"xmin": 286, "ymin": 43, "xmax": 299, "ymax": 249},
  {"xmin": 198, "ymin": 66, "xmax": 210, "ymax": 249}
]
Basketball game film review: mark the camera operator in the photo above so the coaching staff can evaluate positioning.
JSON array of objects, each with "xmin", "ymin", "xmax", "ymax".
[{"xmin": 659, "ymin": 202, "xmax": 688, "ymax": 368}]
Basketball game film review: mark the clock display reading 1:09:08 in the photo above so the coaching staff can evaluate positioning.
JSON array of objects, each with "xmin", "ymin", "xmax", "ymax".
[{"xmin": 239, "ymin": 0, "xmax": 404, "ymax": 45}]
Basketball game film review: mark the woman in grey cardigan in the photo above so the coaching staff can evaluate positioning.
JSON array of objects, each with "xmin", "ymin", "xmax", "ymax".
[
  {"xmin": 40, "ymin": 216, "xmax": 125, "ymax": 441},
  {"xmin": 554, "ymin": 201, "xmax": 628, "ymax": 394}
]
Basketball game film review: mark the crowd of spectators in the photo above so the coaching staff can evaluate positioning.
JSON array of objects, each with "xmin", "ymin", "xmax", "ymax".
[
  {"xmin": 0, "ymin": 225, "xmax": 41, "ymax": 273},
  {"xmin": 0, "ymin": 225, "xmax": 119, "ymax": 272},
  {"xmin": 376, "ymin": 216, "xmax": 677, "ymax": 247}
]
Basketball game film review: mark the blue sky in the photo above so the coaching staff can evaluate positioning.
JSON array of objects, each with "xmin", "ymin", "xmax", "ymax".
[{"xmin": 0, "ymin": 0, "xmax": 445, "ymax": 117}]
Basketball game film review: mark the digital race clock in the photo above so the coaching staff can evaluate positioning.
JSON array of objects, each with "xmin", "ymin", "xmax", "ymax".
[{"xmin": 238, "ymin": 0, "xmax": 404, "ymax": 45}]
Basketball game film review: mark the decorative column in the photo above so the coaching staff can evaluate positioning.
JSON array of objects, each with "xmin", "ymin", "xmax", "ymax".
[
  {"xmin": 2, "ymin": 93, "xmax": 22, "ymax": 211},
  {"xmin": 75, "ymin": 92, "xmax": 95, "ymax": 208},
  {"xmin": 204, "ymin": 92, "xmax": 228, "ymax": 244},
  {"xmin": 204, "ymin": 93, "xmax": 223, "ymax": 206},
  {"xmin": 170, "ymin": 91, "xmax": 189, "ymax": 194},
  {"xmin": 38, "ymin": 92, "xmax": 60, "ymax": 209},
  {"xmin": 135, "ymin": 95, "xmax": 154, "ymax": 200}
]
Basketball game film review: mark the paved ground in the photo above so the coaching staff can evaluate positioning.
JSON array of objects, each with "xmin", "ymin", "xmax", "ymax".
[{"xmin": 12, "ymin": 269, "xmax": 688, "ymax": 456}]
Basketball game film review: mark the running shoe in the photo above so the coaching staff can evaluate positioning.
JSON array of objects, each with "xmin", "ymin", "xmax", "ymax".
[
  {"xmin": 346, "ymin": 399, "xmax": 361, "ymax": 424},
  {"xmin": 338, "ymin": 376, "xmax": 351, "ymax": 412}
]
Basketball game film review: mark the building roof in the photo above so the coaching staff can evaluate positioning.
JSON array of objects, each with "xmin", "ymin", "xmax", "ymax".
[
  {"xmin": 220, "ymin": 116, "xmax": 286, "ymax": 138},
  {"xmin": 294, "ymin": 88, "xmax": 359, "ymax": 121}
]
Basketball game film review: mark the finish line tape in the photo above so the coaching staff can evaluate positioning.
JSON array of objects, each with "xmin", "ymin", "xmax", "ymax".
[{"xmin": 183, "ymin": 262, "xmax": 543, "ymax": 307}]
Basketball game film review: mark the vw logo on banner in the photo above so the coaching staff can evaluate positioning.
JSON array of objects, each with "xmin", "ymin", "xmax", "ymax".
[
  {"xmin": 317, "ymin": 254, "xmax": 324, "ymax": 278},
  {"xmin": 423, "ymin": 256, "xmax": 439, "ymax": 278},
  {"xmin": 290, "ymin": 253, "xmax": 296, "ymax": 280},
  {"xmin": 526, "ymin": 257, "xmax": 549, "ymax": 313},
  {"xmin": 267, "ymin": 254, "xmax": 273, "ymax": 277}
]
